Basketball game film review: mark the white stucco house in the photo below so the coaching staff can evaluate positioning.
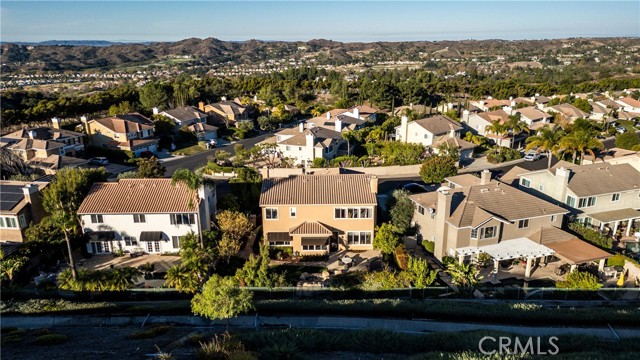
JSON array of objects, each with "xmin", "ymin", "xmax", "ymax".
[
  {"xmin": 77, "ymin": 178, "xmax": 216, "ymax": 254},
  {"xmin": 395, "ymin": 115, "xmax": 475, "ymax": 160}
]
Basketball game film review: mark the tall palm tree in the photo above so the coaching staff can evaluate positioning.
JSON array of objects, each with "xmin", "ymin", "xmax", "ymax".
[
  {"xmin": 485, "ymin": 120, "xmax": 509, "ymax": 138},
  {"xmin": 464, "ymin": 131, "xmax": 489, "ymax": 147},
  {"xmin": 559, "ymin": 129, "xmax": 604, "ymax": 164},
  {"xmin": 507, "ymin": 114, "xmax": 530, "ymax": 136},
  {"xmin": 525, "ymin": 124, "xmax": 564, "ymax": 168}
]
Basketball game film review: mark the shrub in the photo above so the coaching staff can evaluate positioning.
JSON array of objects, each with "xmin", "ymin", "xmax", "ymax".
[
  {"xmin": 556, "ymin": 271, "xmax": 603, "ymax": 290},
  {"xmin": 34, "ymin": 334, "xmax": 69, "ymax": 346},
  {"xmin": 57, "ymin": 267, "xmax": 141, "ymax": 291},
  {"xmin": 197, "ymin": 333, "xmax": 257, "ymax": 360},
  {"xmin": 395, "ymin": 244, "xmax": 410, "ymax": 270},
  {"xmin": 569, "ymin": 223, "xmax": 613, "ymax": 249},
  {"xmin": 486, "ymin": 147, "xmax": 522, "ymax": 164},
  {"xmin": 615, "ymin": 131, "xmax": 640, "ymax": 150},
  {"xmin": 607, "ymin": 254, "xmax": 640, "ymax": 268},
  {"xmin": 269, "ymin": 247, "xmax": 293, "ymax": 260},
  {"xmin": 361, "ymin": 268, "xmax": 410, "ymax": 290},
  {"xmin": 419, "ymin": 155, "xmax": 457, "ymax": 184},
  {"xmin": 422, "ymin": 240, "xmax": 435, "ymax": 254},
  {"xmin": 0, "ymin": 299, "xmax": 116, "ymax": 314}
]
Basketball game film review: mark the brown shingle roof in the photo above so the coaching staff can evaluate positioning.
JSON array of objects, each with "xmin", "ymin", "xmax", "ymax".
[
  {"xmin": 548, "ymin": 104, "xmax": 588, "ymax": 119},
  {"xmin": 411, "ymin": 115, "xmax": 462, "ymax": 135},
  {"xmin": 546, "ymin": 238, "xmax": 611, "ymax": 264},
  {"xmin": 92, "ymin": 113, "xmax": 153, "ymax": 134},
  {"xmin": 260, "ymin": 174, "xmax": 377, "ymax": 206},
  {"xmin": 7, "ymin": 138, "xmax": 64, "ymax": 151},
  {"xmin": 289, "ymin": 221, "xmax": 333, "ymax": 235},
  {"xmin": 560, "ymin": 163, "xmax": 640, "ymax": 197},
  {"xmin": 527, "ymin": 226, "xmax": 575, "ymax": 244},
  {"xmin": 618, "ymin": 97, "xmax": 640, "ymax": 108},
  {"xmin": 516, "ymin": 107, "xmax": 551, "ymax": 121},
  {"xmin": 77, "ymin": 179, "xmax": 199, "ymax": 214},
  {"xmin": 161, "ymin": 106, "xmax": 208, "ymax": 122},
  {"xmin": 187, "ymin": 123, "xmax": 218, "ymax": 134},
  {"xmin": 476, "ymin": 109, "xmax": 511, "ymax": 124}
]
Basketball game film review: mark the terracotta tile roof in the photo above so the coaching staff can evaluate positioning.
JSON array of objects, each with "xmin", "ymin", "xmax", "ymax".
[
  {"xmin": 260, "ymin": 174, "xmax": 377, "ymax": 206},
  {"xmin": 548, "ymin": 104, "xmax": 588, "ymax": 119},
  {"xmin": 161, "ymin": 106, "xmax": 208, "ymax": 122},
  {"xmin": 77, "ymin": 179, "xmax": 199, "ymax": 214},
  {"xmin": 7, "ymin": 138, "xmax": 64, "ymax": 151},
  {"xmin": 559, "ymin": 163, "xmax": 640, "ymax": 197},
  {"xmin": 617, "ymin": 111, "xmax": 640, "ymax": 120},
  {"xmin": 476, "ymin": 109, "xmax": 511, "ymax": 124},
  {"xmin": 92, "ymin": 113, "xmax": 153, "ymax": 134},
  {"xmin": 411, "ymin": 115, "xmax": 462, "ymax": 135},
  {"xmin": 4, "ymin": 127, "xmax": 84, "ymax": 141},
  {"xmin": 289, "ymin": 221, "xmax": 333, "ymax": 235},
  {"xmin": 618, "ymin": 97, "xmax": 640, "ymax": 108}
]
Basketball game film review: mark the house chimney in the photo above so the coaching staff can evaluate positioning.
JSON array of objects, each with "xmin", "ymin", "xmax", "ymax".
[
  {"xmin": 299, "ymin": 122, "xmax": 304, "ymax": 132},
  {"xmin": 305, "ymin": 132, "xmax": 314, "ymax": 149},
  {"xmin": 400, "ymin": 115, "xmax": 409, "ymax": 143},
  {"xmin": 152, "ymin": 107, "xmax": 159, "ymax": 115},
  {"xmin": 434, "ymin": 189, "xmax": 453, "ymax": 260},
  {"xmin": 479, "ymin": 100, "xmax": 485, "ymax": 109},
  {"xmin": 326, "ymin": 111, "xmax": 331, "ymax": 120},
  {"xmin": 80, "ymin": 116, "xmax": 89, "ymax": 134},
  {"xmin": 410, "ymin": 103, "xmax": 413, "ymax": 109},
  {"xmin": 509, "ymin": 96, "xmax": 513, "ymax": 101},
  {"xmin": 221, "ymin": 96, "xmax": 227, "ymax": 102},
  {"xmin": 480, "ymin": 169, "xmax": 491, "ymax": 185},
  {"xmin": 51, "ymin": 117, "xmax": 61, "ymax": 129},
  {"xmin": 335, "ymin": 118, "xmax": 342, "ymax": 132},
  {"xmin": 510, "ymin": 101, "xmax": 516, "ymax": 108},
  {"xmin": 531, "ymin": 96, "xmax": 536, "ymax": 103},
  {"xmin": 198, "ymin": 101, "xmax": 205, "ymax": 111},
  {"xmin": 353, "ymin": 107, "xmax": 360, "ymax": 119},
  {"xmin": 555, "ymin": 167, "xmax": 571, "ymax": 185},
  {"xmin": 22, "ymin": 184, "xmax": 45, "ymax": 222},
  {"xmin": 254, "ymin": 95, "xmax": 258, "ymax": 102},
  {"xmin": 370, "ymin": 176, "xmax": 379, "ymax": 194},
  {"xmin": 462, "ymin": 109, "xmax": 470, "ymax": 122},
  {"xmin": 27, "ymin": 130, "xmax": 37, "ymax": 139}
]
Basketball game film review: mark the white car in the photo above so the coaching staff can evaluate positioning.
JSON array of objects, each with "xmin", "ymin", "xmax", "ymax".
[
  {"xmin": 523, "ymin": 151, "xmax": 542, "ymax": 161},
  {"xmin": 615, "ymin": 126, "xmax": 627, "ymax": 134}
]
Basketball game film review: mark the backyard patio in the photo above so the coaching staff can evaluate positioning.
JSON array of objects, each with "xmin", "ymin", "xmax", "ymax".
[{"xmin": 77, "ymin": 253, "xmax": 180, "ymax": 288}]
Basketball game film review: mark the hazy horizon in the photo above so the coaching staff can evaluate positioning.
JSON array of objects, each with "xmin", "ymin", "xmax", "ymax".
[{"xmin": 2, "ymin": 1, "xmax": 639, "ymax": 43}]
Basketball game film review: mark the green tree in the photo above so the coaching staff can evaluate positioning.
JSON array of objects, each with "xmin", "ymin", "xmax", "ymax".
[
  {"xmin": 342, "ymin": 130, "xmax": 356, "ymax": 155},
  {"xmin": 525, "ymin": 124, "xmax": 564, "ymax": 168},
  {"xmin": 42, "ymin": 168, "xmax": 108, "ymax": 279},
  {"xmin": 229, "ymin": 167, "xmax": 262, "ymax": 212},
  {"xmin": 615, "ymin": 132, "xmax": 640, "ymax": 150},
  {"xmin": 405, "ymin": 256, "xmax": 437, "ymax": 288},
  {"xmin": 108, "ymin": 101, "xmax": 135, "ymax": 116},
  {"xmin": 165, "ymin": 264, "xmax": 202, "ymax": 294},
  {"xmin": 556, "ymin": 270, "xmax": 603, "ymax": 290},
  {"xmin": 216, "ymin": 210, "xmax": 253, "ymax": 243},
  {"xmin": 446, "ymin": 261, "xmax": 481, "ymax": 288},
  {"xmin": 0, "ymin": 250, "xmax": 28, "ymax": 287},
  {"xmin": 235, "ymin": 242, "xmax": 285, "ymax": 287},
  {"xmin": 165, "ymin": 232, "xmax": 214, "ymax": 293},
  {"xmin": 139, "ymin": 82, "xmax": 171, "ymax": 111},
  {"xmin": 136, "ymin": 156, "xmax": 166, "ymax": 178},
  {"xmin": 257, "ymin": 116, "xmax": 274, "ymax": 131},
  {"xmin": 373, "ymin": 223, "xmax": 400, "ymax": 255},
  {"xmin": 485, "ymin": 120, "xmax": 509, "ymax": 138},
  {"xmin": 559, "ymin": 129, "xmax": 604, "ymax": 164},
  {"xmin": 171, "ymin": 168, "xmax": 215, "ymax": 210},
  {"xmin": 419, "ymin": 156, "xmax": 457, "ymax": 184},
  {"xmin": 389, "ymin": 189, "xmax": 415, "ymax": 234},
  {"xmin": 191, "ymin": 275, "xmax": 254, "ymax": 320}
]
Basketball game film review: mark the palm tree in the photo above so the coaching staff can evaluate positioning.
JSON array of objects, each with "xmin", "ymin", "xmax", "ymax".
[
  {"xmin": 485, "ymin": 120, "xmax": 509, "ymax": 139},
  {"xmin": 171, "ymin": 169, "xmax": 215, "ymax": 200},
  {"xmin": 342, "ymin": 130, "xmax": 356, "ymax": 155},
  {"xmin": 507, "ymin": 114, "xmax": 530, "ymax": 136},
  {"xmin": 525, "ymin": 124, "xmax": 565, "ymax": 168},
  {"xmin": 446, "ymin": 261, "xmax": 482, "ymax": 288},
  {"xmin": 559, "ymin": 129, "xmax": 604, "ymax": 164},
  {"xmin": 464, "ymin": 131, "xmax": 489, "ymax": 147},
  {"xmin": 165, "ymin": 264, "xmax": 201, "ymax": 293}
]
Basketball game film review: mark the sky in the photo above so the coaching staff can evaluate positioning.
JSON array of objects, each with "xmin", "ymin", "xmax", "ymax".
[{"xmin": 1, "ymin": 1, "xmax": 639, "ymax": 43}]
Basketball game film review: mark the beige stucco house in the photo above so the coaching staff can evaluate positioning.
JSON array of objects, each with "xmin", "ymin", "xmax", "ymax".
[
  {"xmin": 0, "ymin": 181, "xmax": 48, "ymax": 244},
  {"xmin": 259, "ymin": 174, "xmax": 378, "ymax": 255},
  {"xmin": 83, "ymin": 113, "xmax": 158, "ymax": 157},
  {"xmin": 516, "ymin": 163, "xmax": 640, "ymax": 238}
]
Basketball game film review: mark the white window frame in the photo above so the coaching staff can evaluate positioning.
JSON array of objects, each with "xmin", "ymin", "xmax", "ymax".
[
  {"xmin": 566, "ymin": 195, "xmax": 576, "ymax": 208},
  {"xmin": 170, "ymin": 213, "xmax": 195, "ymax": 225},
  {"xmin": 123, "ymin": 236, "xmax": 137, "ymax": 246},
  {"xmin": 302, "ymin": 244, "xmax": 327, "ymax": 251},
  {"xmin": 171, "ymin": 236, "xmax": 181, "ymax": 249},
  {"xmin": 418, "ymin": 205, "xmax": 425, "ymax": 215},
  {"xmin": 551, "ymin": 214, "xmax": 557, "ymax": 222},
  {"xmin": 520, "ymin": 178, "xmax": 531, "ymax": 188},
  {"xmin": 518, "ymin": 219, "xmax": 529, "ymax": 229},
  {"xmin": 265, "ymin": 208, "xmax": 278, "ymax": 220},
  {"xmin": 578, "ymin": 196, "xmax": 597, "ymax": 208},
  {"xmin": 347, "ymin": 231, "xmax": 372, "ymax": 245},
  {"xmin": 133, "ymin": 214, "xmax": 146, "ymax": 223},
  {"xmin": 90, "ymin": 214, "xmax": 104, "ymax": 223},
  {"xmin": 470, "ymin": 228, "xmax": 478, "ymax": 239},
  {"xmin": 335, "ymin": 207, "xmax": 372, "ymax": 219},
  {"xmin": 611, "ymin": 193, "xmax": 620, "ymax": 202},
  {"xmin": 480, "ymin": 226, "xmax": 497, "ymax": 239}
]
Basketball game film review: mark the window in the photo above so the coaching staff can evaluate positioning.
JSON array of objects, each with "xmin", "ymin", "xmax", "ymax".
[
  {"xmin": 265, "ymin": 208, "xmax": 278, "ymax": 220},
  {"xmin": 90, "ymin": 214, "xmax": 104, "ymax": 223},
  {"xmin": 269, "ymin": 241, "xmax": 291, "ymax": 246},
  {"xmin": 0, "ymin": 217, "xmax": 17, "ymax": 228},
  {"xmin": 470, "ymin": 228, "xmax": 478, "ymax": 239},
  {"xmin": 347, "ymin": 231, "xmax": 372, "ymax": 245},
  {"xmin": 520, "ymin": 178, "xmax": 531, "ymax": 188},
  {"xmin": 290, "ymin": 207, "xmax": 297, "ymax": 218},
  {"xmin": 347, "ymin": 208, "xmax": 359, "ymax": 218},
  {"xmin": 566, "ymin": 195, "xmax": 576, "ymax": 207},
  {"xmin": 172, "ymin": 236, "xmax": 181, "ymax": 249},
  {"xmin": 551, "ymin": 214, "xmax": 557, "ymax": 222},
  {"xmin": 423, "ymin": 134, "xmax": 429, "ymax": 139},
  {"xmin": 480, "ymin": 226, "xmax": 497, "ymax": 239},
  {"xmin": 18, "ymin": 215, "xmax": 27, "ymax": 228},
  {"xmin": 335, "ymin": 207, "xmax": 372, "ymax": 219},
  {"xmin": 285, "ymin": 146, "xmax": 291, "ymax": 151},
  {"xmin": 518, "ymin": 219, "xmax": 529, "ymax": 229},
  {"xmin": 578, "ymin": 196, "xmax": 597, "ymax": 208},
  {"xmin": 360, "ymin": 208, "xmax": 372, "ymax": 218},
  {"xmin": 335, "ymin": 208, "xmax": 346, "ymax": 219},
  {"xmin": 133, "ymin": 214, "xmax": 146, "ymax": 223},
  {"xmin": 418, "ymin": 206, "xmax": 425, "ymax": 215},
  {"xmin": 170, "ymin": 213, "xmax": 195, "ymax": 225},
  {"xmin": 123, "ymin": 236, "xmax": 137, "ymax": 246},
  {"xmin": 612, "ymin": 193, "xmax": 621, "ymax": 202},
  {"xmin": 302, "ymin": 244, "xmax": 327, "ymax": 251},
  {"xmin": 538, "ymin": 184, "xmax": 544, "ymax": 191},
  {"xmin": 581, "ymin": 217, "xmax": 593, "ymax": 226},
  {"xmin": 146, "ymin": 241, "xmax": 160, "ymax": 253}
]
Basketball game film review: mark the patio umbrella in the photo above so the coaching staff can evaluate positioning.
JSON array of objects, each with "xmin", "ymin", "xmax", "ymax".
[{"xmin": 617, "ymin": 269, "xmax": 626, "ymax": 287}]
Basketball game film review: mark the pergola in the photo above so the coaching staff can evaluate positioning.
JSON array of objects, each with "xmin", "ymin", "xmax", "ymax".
[
  {"xmin": 545, "ymin": 239, "xmax": 612, "ymax": 272},
  {"xmin": 590, "ymin": 208, "xmax": 640, "ymax": 237}
]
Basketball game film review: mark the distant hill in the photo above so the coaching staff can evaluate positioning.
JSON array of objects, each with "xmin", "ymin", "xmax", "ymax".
[
  {"xmin": 1, "ymin": 37, "xmax": 639, "ymax": 73},
  {"xmin": 4, "ymin": 40, "xmax": 147, "ymax": 47}
]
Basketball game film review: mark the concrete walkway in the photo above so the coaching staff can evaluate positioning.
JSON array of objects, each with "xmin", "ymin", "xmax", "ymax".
[{"xmin": 3, "ymin": 314, "xmax": 638, "ymax": 339}]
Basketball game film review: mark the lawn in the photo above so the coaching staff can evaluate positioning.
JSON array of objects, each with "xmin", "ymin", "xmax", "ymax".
[{"xmin": 171, "ymin": 144, "xmax": 207, "ymax": 156}]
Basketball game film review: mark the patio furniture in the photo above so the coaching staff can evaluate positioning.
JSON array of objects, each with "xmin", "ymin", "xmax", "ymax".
[
  {"xmin": 603, "ymin": 266, "xmax": 617, "ymax": 278},
  {"xmin": 341, "ymin": 256, "xmax": 353, "ymax": 268}
]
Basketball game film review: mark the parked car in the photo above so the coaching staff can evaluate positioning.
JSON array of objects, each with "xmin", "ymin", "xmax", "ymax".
[
  {"xmin": 206, "ymin": 139, "xmax": 217, "ymax": 149},
  {"xmin": 615, "ymin": 126, "xmax": 627, "ymax": 134},
  {"xmin": 89, "ymin": 157, "xmax": 109, "ymax": 165},
  {"xmin": 523, "ymin": 151, "xmax": 542, "ymax": 161},
  {"xmin": 400, "ymin": 182, "xmax": 429, "ymax": 194}
]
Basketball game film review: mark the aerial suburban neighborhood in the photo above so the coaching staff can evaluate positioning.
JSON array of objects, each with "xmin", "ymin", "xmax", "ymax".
[{"xmin": 1, "ymin": 1, "xmax": 640, "ymax": 359}]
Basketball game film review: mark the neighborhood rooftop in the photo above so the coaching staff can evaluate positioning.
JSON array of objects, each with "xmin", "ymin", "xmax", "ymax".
[
  {"xmin": 260, "ymin": 174, "xmax": 378, "ymax": 206},
  {"xmin": 553, "ymin": 163, "xmax": 640, "ymax": 197},
  {"xmin": 77, "ymin": 178, "xmax": 199, "ymax": 214}
]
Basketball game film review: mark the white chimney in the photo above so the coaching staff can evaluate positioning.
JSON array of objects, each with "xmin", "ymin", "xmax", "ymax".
[
  {"xmin": 401, "ymin": 115, "xmax": 409, "ymax": 126},
  {"xmin": 447, "ymin": 102, "xmax": 453, "ymax": 110},
  {"xmin": 480, "ymin": 169, "xmax": 491, "ymax": 185},
  {"xmin": 299, "ymin": 122, "xmax": 304, "ymax": 132},
  {"xmin": 27, "ymin": 130, "xmax": 36, "ymax": 139},
  {"xmin": 326, "ymin": 111, "xmax": 331, "ymax": 120},
  {"xmin": 221, "ymin": 96, "xmax": 227, "ymax": 101},
  {"xmin": 51, "ymin": 117, "xmax": 61, "ymax": 129},
  {"xmin": 462, "ymin": 110, "xmax": 470, "ymax": 122},
  {"xmin": 335, "ymin": 118, "xmax": 342, "ymax": 132},
  {"xmin": 510, "ymin": 101, "xmax": 516, "ymax": 107},
  {"xmin": 531, "ymin": 96, "xmax": 536, "ymax": 103},
  {"xmin": 152, "ymin": 107, "xmax": 159, "ymax": 115},
  {"xmin": 409, "ymin": 103, "xmax": 413, "ymax": 109},
  {"xmin": 305, "ymin": 133, "xmax": 314, "ymax": 149},
  {"xmin": 479, "ymin": 100, "xmax": 485, "ymax": 108},
  {"xmin": 555, "ymin": 167, "xmax": 571, "ymax": 185},
  {"xmin": 353, "ymin": 107, "xmax": 360, "ymax": 119},
  {"xmin": 253, "ymin": 95, "xmax": 258, "ymax": 101},
  {"xmin": 535, "ymin": 93, "xmax": 540, "ymax": 97},
  {"xmin": 509, "ymin": 96, "xmax": 513, "ymax": 101}
]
